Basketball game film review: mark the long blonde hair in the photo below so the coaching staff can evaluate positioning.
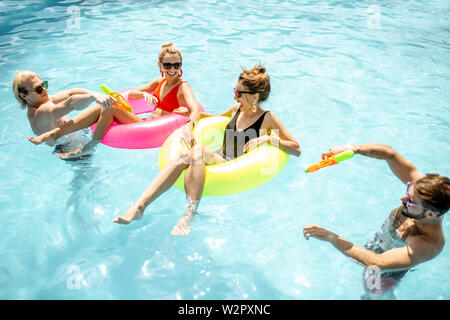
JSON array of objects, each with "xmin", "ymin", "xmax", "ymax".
[
  {"xmin": 158, "ymin": 42, "xmax": 182, "ymax": 63},
  {"xmin": 12, "ymin": 70, "xmax": 39, "ymax": 109}
]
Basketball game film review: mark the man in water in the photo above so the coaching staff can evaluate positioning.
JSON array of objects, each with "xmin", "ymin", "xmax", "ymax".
[
  {"xmin": 303, "ymin": 143, "xmax": 449, "ymax": 298},
  {"xmin": 12, "ymin": 70, "xmax": 114, "ymax": 158}
]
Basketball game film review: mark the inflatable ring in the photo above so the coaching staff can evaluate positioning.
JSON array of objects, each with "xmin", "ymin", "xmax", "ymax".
[
  {"xmin": 158, "ymin": 116, "xmax": 290, "ymax": 196},
  {"xmin": 90, "ymin": 88, "xmax": 205, "ymax": 149}
]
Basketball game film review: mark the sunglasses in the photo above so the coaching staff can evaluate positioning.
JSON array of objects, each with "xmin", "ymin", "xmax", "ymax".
[
  {"xmin": 403, "ymin": 182, "xmax": 432, "ymax": 211},
  {"xmin": 27, "ymin": 80, "xmax": 48, "ymax": 94},
  {"xmin": 234, "ymin": 87, "xmax": 254, "ymax": 97},
  {"xmin": 162, "ymin": 62, "xmax": 182, "ymax": 69}
]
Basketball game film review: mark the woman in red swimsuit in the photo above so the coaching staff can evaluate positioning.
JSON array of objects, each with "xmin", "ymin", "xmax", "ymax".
[
  {"xmin": 30, "ymin": 42, "xmax": 200, "ymax": 159},
  {"xmin": 127, "ymin": 42, "xmax": 200, "ymax": 121}
]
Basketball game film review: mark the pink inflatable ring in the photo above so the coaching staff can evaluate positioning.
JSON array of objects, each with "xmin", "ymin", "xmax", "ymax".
[{"xmin": 90, "ymin": 88, "xmax": 204, "ymax": 149}]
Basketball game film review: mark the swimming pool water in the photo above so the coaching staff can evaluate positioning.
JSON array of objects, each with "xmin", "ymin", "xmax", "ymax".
[{"xmin": 0, "ymin": 0, "xmax": 449, "ymax": 300}]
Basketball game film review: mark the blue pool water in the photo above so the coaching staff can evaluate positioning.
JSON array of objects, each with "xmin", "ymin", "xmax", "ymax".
[{"xmin": 0, "ymin": 0, "xmax": 449, "ymax": 300}]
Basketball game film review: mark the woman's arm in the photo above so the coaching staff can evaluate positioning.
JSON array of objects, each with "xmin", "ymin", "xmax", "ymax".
[
  {"xmin": 128, "ymin": 78, "xmax": 161, "ymax": 100},
  {"xmin": 179, "ymin": 82, "xmax": 201, "ymax": 126},
  {"xmin": 220, "ymin": 103, "xmax": 239, "ymax": 118},
  {"xmin": 194, "ymin": 103, "xmax": 238, "ymax": 120},
  {"xmin": 199, "ymin": 111, "xmax": 217, "ymax": 118},
  {"xmin": 259, "ymin": 112, "xmax": 301, "ymax": 157}
]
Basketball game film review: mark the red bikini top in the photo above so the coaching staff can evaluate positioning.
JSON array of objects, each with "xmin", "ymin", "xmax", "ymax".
[{"xmin": 153, "ymin": 78, "xmax": 186, "ymax": 113}]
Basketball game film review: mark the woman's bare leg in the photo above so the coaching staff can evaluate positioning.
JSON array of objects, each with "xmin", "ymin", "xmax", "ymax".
[
  {"xmin": 57, "ymin": 108, "xmax": 143, "ymax": 159},
  {"xmin": 113, "ymin": 150, "xmax": 191, "ymax": 225},
  {"xmin": 184, "ymin": 145, "xmax": 207, "ymax": 200},
  {"xmin": 109, "ymin": 107, "xmax": 143, "ymax": 124},
  {"xmin": 171, "ymin": 146, "xmax": 226, "ymax": 236},
  {"xmin": 171, "ymin": 145, "xmax": 206, "ymax": 235}
]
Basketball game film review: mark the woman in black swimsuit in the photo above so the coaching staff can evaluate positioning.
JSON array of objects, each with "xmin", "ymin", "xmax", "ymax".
[{"xmin": 113, "ymin": 65, "xmax": 301, "ymax": 235}]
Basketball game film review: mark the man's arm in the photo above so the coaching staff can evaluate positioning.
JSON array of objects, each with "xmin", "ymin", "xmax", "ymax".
[
  {"xmin": 39, "ymin": 91, "xmax": 113, "ymax": 121},
  {"xmin": 323, "ymin": 143, "xmax": 424, "ymax": 184},
  {"xmin": 50, "ymin": 88, "xmax": 92, "ymax": 104},
  {"xmin": 303, "ymin": 225, "xmax": 434, "ymax": 271}
]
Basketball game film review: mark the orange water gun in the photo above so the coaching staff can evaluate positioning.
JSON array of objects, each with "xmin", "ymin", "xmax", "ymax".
[
  {"xmin": 305, "ymin": 150, "xmax": 354, "ymax": 173},
  {"xmin": 100, "ymin": 84, "xmax": 133, "ymax": 113}
]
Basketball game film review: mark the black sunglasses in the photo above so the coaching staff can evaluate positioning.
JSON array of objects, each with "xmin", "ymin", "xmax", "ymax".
[
  {"xmin": 23, "ymin": 80, "xmax": 48, "ymax": 95},
  {"xmin": 162, "ymin": 62, "xmax": 182, "ymax": 69},
  {"xmin": 234, "ymin": 87, "xmax": 254, "ymax": 97}
]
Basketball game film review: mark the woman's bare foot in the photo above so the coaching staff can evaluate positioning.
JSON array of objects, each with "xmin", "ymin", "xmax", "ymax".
[
  {"xmin": 171, "ymin": 212, "xmax": 197, "ymax": 236},
  {"xmin": 28, "ymin": 128, "xmax": 60, "ymax": 146},
  {"xmin": 171, "ymin": 196, "xmax": 199, "ymax": 236},
  {"xmin": 113, "ymin": 204, "xmax": 144, "ymax": 224}
]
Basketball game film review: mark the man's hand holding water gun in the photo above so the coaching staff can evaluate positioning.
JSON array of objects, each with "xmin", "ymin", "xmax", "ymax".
[
  {"xmin": 305, "ymin": 144, "xmax": 358, "ymax": 173},
  {"xmin": 321, "ymin": 144, "xmax": 359, "ymax": 159},
  {"xmin": 313, "ymin": 143, "xmax": 425, "ymax": 181}
]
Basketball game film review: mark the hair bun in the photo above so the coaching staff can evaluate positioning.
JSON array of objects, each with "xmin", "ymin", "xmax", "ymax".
[
  {"xmin": 253, "ymin": 65, "xmax": 266, "ymax": 74},
  {"xmin": 159, "ymin": 42, "xmax": 182, "ymax": 63},
  {"xmin": 238, "ymin": 64, "xmax": 270, "ymax": 103}
]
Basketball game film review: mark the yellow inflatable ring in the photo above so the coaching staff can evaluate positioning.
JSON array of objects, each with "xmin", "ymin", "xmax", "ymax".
[{"xmin": 158, "ymin": 116, "xmax": 289, "ymax": 197}]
